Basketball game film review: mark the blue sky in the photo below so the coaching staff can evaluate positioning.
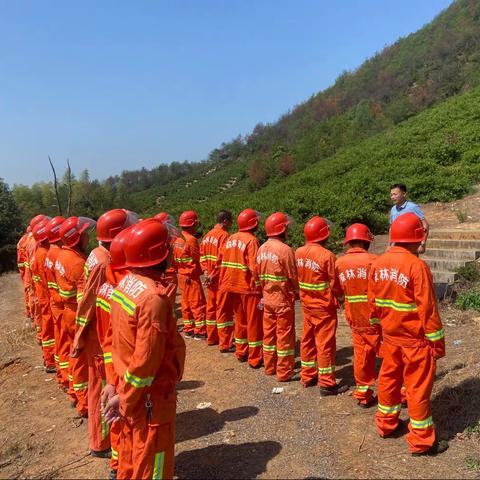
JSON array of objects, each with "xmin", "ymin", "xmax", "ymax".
[{"xmin": 0, "ymin": 0, "xmax": 452, "ymax": 186}]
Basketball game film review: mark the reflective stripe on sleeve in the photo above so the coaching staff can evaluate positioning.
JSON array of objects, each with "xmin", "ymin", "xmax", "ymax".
[
  {"xmin": 124, "ymin": 369, "xmax": 154, "ymax": 388},
  {"xmin": 59, "ymin": 288, "xmax": 77, "ymax": 299},
  {"xmin": 111, "ymin": 290, "xmax": 136, "ymax": 315},
  {"xmin": 76, "ymin": 317, "xmax": 89, "ymax": 326},
  {"xmin": 96, "ymin": 297, "xmax": 111, "ymax": 313},
  {"xmin": 200, "ymin": 255, "xmax": 217, "ymax": 262},
  {"xmin": 103, "ymin": 352, "xmax": 113, "ymax": 364},
  {"xmin": 425, "ymin": 329, "xmax": 445, "ymax": 342}
]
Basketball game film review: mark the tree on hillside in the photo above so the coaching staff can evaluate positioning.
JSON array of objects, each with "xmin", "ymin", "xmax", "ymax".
[{"xmin": 0, "ymin": 178, "xmax": 24, "ymax": 272}]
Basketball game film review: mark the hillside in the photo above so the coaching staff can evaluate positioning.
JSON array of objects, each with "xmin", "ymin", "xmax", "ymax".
[{"xmin": 9, "ymin": 0, "xmax": 480, "ymax": 245}]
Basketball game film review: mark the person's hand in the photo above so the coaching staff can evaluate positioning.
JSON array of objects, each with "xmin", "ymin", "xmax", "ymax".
[
  {"xmin": 418, "ymin": 242, "xmax": 426, "ymax": 254},
  {"xmin": 70, "ymin": 333, "xmax": 85, "ymax": 358},
  {"xmin": 203, "ymin": 273, "xmax": 212, "ymax": 287},
  {"xmin": 103, "ymin": 393, "xmax": 121, "ymax": 425},
  {"xmin": 101, "ymin": 383, "xmax": 117, "ymax": 411}
]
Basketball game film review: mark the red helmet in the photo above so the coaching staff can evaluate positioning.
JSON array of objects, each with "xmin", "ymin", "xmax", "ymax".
[
  {"xmin": 154, "ymin": 212, "xmax": 175, "ymax": 224},
  {"xmin": 59, "ymin": 216, "xmax": 96, "ymax": 248},
  {"xmin": 265, "ymin": 212, "xmax": 292, "ymax": 236},
  {"xmin": 110, "ymin": 226, "xmax": 134, "ymax": 270},
  {"xmin": 178, "ymin": 210, "xmax": 198, "ymax": 228},
  {"xmin": 124, "ymin": 219, "xmax": 170, "ymax": 268},
  {"xmin": 344, "ymin": 223, "xmax": 373, "ymax": 244},
  {"xmin": 96, "ymin": 209, "xmax": 138, "ymax": 242},
  {"xmin": 32, "ymin": 220, "xmax": 49, "ymax": 243},
  {"xmin": 237, "ymin": 208, "xmax": 260, "ymax": 232},
  {"xmin": 304, "ymin": 216, "xmax": 330, "ymax": 242},
  {"xmin": 26, "ymin": 226, "xmax": 32, "ymax": 234},
  {"xmin": 30, "ymin": 214, "xmax": 49, "ymax": 228},
  {"xmin": 45, "ymin": 216, "xmax": 66, "ymax": 243},
  {"xmin": 390, "ymin": 212, "xmax": 426, "ymax": 243}
]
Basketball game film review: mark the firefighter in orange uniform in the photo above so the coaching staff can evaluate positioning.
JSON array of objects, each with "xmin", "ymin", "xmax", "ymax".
[
  {"xmin": 200, "ymin": 210, "xmax": 233, "ymax": 346},
  {"xmin": 55, "ymin": 216, "xmax": 96, "ymax": 415},
  {"xmin": 104, "ymin": 219, "xmax": 186, "ymax": 480},
  {"xmin": 96, "ymin": 227, "xmax": 133, "ymax": 480},
  {"xmin": 17, "ymin": 225, "xmax": 32, "ymax": 324},
  {"xmin": 217, "ymin": 208, "xmax": 263, "ymax": 366},
  {"xmin": 72, "ymin": 209, "xmax": 137, "ymax": 457},
  {"xmin": 257, "ymin": 213, "xmax": 298, "ymax": 381},
  {"xmin": 43, "ymin": 216, "xmax": 67, "ymax": 385},
  {"xmin": 335, "ymin": 224, "xmax": 378, "ymax": 406},
  {"xmin": 31, "ymin": 220, "xmax": 56, "ymax": 373},
  {"xmin": 369, "ymin": 212, "xmax": 448, "ymax": 455},
  {"xmin": 154, "ymin": 212, "xmax": 180, "ymax": 309},
  {"xmin": 173, "ymin": 210, "xmax": 207, "ymax": 338},
  {"xmin": 296, "ymin": 216, "xmax": 347, "ymax": 395}
]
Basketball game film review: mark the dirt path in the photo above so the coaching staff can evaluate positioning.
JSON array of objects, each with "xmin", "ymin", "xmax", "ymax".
[{"xmin": 1, "ymin": 272, "xmax": 480, "ymax": 479}]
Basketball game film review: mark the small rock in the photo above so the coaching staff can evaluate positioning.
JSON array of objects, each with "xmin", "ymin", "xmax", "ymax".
[
  {"xmin": 45, "ymin": 378, "xmax": 53, "ymax": 382},
  {"xmin": 196, "ymin": 402, "xmax": 212, "ymax": 409},
  {"xmin": 453, "ymin": 340, "xmax": 463, "ymax": 346},
  {"xmin": 272, "ymin": 387, "xmax": 284, "ymax": 394}
]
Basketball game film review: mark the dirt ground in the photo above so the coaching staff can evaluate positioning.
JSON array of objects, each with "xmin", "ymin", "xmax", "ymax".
[{"xmin": 1, "ymin": 271, "xmax": 480, "ymax": 479}]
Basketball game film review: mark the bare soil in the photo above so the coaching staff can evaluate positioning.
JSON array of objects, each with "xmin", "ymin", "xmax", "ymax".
[{"xmin": 1, "ymin": 270, "xmax": 480, "ymax": 479}]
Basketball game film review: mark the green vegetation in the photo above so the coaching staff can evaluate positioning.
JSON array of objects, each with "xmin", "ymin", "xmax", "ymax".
[
  {"xmin": 465, "ymin": 456, "xmax": 480, "ymax": 472},
  {"xmin": 9, "ymin": 0, "xmax": 480, "ymax": 251}
]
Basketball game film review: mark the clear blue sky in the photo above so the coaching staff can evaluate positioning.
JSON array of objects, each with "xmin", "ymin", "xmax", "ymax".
[{"xmin": 0, "ymin": 0, "xmax": 452, "ymax": 186}]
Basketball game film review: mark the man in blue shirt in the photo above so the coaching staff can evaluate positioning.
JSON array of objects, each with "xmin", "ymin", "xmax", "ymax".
[{"xmin": 389, "ymin": 183, "xmax": 429, "ymax": 254}]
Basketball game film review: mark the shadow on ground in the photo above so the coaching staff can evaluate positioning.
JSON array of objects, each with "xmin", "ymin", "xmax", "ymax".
[
  {"xmin": 177, "ymin": 380, "xmax": 205, "ymax": 391},
  {"xmin": 176, "ymin": 406, "xmax": 259, "ymax": 443},
  {"xmin": 433, "ymin": 376, "xmax": 480, "ymax": 441},
  {"xmin": 175, "ymin": 441, "xmax": 282, "ymax": 479}
]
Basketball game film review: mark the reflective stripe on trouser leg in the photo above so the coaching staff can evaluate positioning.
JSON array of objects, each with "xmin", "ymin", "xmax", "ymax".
[
  {"xmin": 178, "ymin": 275, "xmax": 194, "ymax": 333},
  {"xmin": 188, "ymin": 278, "xmax": 206, "ymax": 335},
  {"xmin": 70, "ymin": 350, "xmax": 89, "ymax": 415},
  {"xmin": 375, "ymin": 342, "xmax": 404, "ymax": 437},
  {"xmin": 274, "ymin": 304, "xmax": 295, "ymax": 381},
  {"xmin": 300, "ymin": 308, "xmax": 318, "ymax": 385},
  {"xmin": 233, "ymin": 293, "xmax": 248, "ymax": 361},
  {"xmin": 205, "ymin": 286, "xmax": 219, "ymax": 345},
  {"xmin": 352, "ymin": 330, "xmax": 377, "ymax": 403},
  {"xmin": 216, "ymin": 290, "xmax": 234, "ymax": 350},
  {"xmin": 262, "ymin": 305, "xmax": 277, "ymax": 376},
  {"xmin": 243, "ymin": 294, "xmax": 263, "ymax": 367},
  {"xmin": 314, "ymin": 310, "xmax": 338, "ymax": 388}
]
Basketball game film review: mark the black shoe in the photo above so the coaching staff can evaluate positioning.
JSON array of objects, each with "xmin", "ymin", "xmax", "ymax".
[
  {"xmin": 249, "ymin": 361, "xmax": 264, "ymax": 370},
  {"xmin": 184, "ymin": 331, "xmax": 194, "ymax": 338},
  {"xmin": 357, "ymin": 396, "xmax": 377, "ymax": 409},
  {"xmin": 280, "ymin": 372, "xmax": 301, "ymax": 382},
  {"xmin": 90, "ymin": 448, "xmax": 112, "ymax": 459},
  {"xmin": 109, "ymin": 470, "xmax": 117, "ymax": 480},
  {"xmin": 220, "ymin": 346, "xmax": 235, "ymax": 353},
  {"xmin": 412, "ymin": 440, "xmax": 449, "ymax": 457},
  {"xmin": 319, "ymin": 384, "xmax": 349, "ymax": 396},
  {"xmin": 45, "ymin": 365, "xmax": 56, "ymax": 374},
  {"xmin": 237, "ymin": 356, "xmax": 247, "ymax": 363},
  {"xmin": 194, "ymin": 333, "xmax": 207, "ymax": 340}
]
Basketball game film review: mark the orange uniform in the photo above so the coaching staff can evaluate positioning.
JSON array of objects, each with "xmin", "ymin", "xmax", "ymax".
[
  {"xmin": 55, "ymin": 246, "xmax": 89, "ymax": 414},
  {"xmin": 173, "ymin": 231, "xmax": 206, "ymax": 335},
  {"xmin": 31, "ymin": 244, "xmax": 56, "ymax": 368},
  {"xmin": 257, "ymin": 238, "xmax": 298, "ymax": 381},
  {"xmin": 110, "ymin": 270, "xmax": 186, "ymax": 480},
  {"xmin": 368, "ymin": 246, "xmax": 445, "ymax": 453},
  {"xmin": 200, "ymin": 224, "xmax": 229, "ymax": 345},
  {"xmin": 295, "ymin": 243, "xmax": 343, "ymax": 387},
  {"xmin": 218, "ymin": 231, "xmax": 263, "ymax": 366},
  {"xmin": 336, "ymin": 247, "xmax": 378, "ymax": 404},
  {"xmin": 25, "ymin": 236, "xmax": 41, "ymax": 341},
  {"xmin": 75, "ymin": 246, "xmax": 112, "ymax": 452},
  {"xmin": 96, "ymin": 267, "xmax": 124, "ymax": 472},
  {"xmin": 17, "ymin": 232, "xmax": 31, "ymax": 319}
]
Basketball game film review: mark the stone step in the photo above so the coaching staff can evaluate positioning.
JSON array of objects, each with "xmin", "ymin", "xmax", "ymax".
[
  {"xmin": 431, "ymin": 270, "xmax": 458, "ymax": 284},
  {"xmin": 423, "ymin": 248, "xmax": 480, "ymax": 260},
  {"xmin": 422, "ymin": 256, "xmax": 469, "ymax": 271},
  {"xmin": 427, "ymin": 238, "xmax": 480, "ymax": 250},
  {"xmin": 429, "ymin": 229, "xmax": 480, "ymax": 240}
]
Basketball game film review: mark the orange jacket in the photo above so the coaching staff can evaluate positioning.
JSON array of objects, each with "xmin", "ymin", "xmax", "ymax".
[
  {"xmin": 110, "ymin": 269, "xmax": 186, "ymax": 421},
  {"xmin": 368, "ymin": 246, "xmax": 445, "ymax": 357},
  {"xmin": 55, "ymin": 247, "xmax": 86, "ymax": 321},
  {"xmin": 257, "ymin": 238, "xmax": 298, "ymax": 307},
  {"xmin": 31, "ymin": 244, "xmax": 50, "ymax": 305},
  {"xmin": 218, "ymin": 231, "xmax": 260, "ymax": 294},
  {"xmin": 172, "ymin": 231, "xmax": 202, "ymax": 279},
  {"xmin": 45, "ymin": 244, "xmax": 63, "ymax": 306},
  {"xmin": 75, "ymin": 246, "xmax": 111, "ymax": 331},
  {"xmin": 23, "ymin": 235, "xmax": 37, "ymax": 292},
  {"xmin": 200, "ymin": 224, "xmax": 229, "ymax": 284},
  {"xmin": 96, "ymin": 266, "xmax": 126, "ymax": 386},
  {"xmin": 295, "ymin": 242, "xmax": 343, "ymax": 312},
  {"xmin": 335, "ymin": 247, "xmax": 377, "ymax": 329},
  {"xmin": 17, "ymin": 233, "xmax": 29, "ymax": 278}
]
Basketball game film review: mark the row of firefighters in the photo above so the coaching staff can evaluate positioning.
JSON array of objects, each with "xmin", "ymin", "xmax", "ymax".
[{"xmin": 17, "ymin": 207, "xmax": 448, "ymax": 479}]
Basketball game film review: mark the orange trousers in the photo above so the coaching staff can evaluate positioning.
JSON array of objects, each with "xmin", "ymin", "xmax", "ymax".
[
  {"xmin": 177, "ymin": 275, "xmax": 206, "ymax": 335},
  {"xmin": 300, "ymin": 307, "xmax": 337, "ymax": 388},
  {"xmin": 227, "ymin": 293, "xmax": 263, "ymax": 367},
  {"xmin": 351, "ymin": 327, "xmax": 379, "ymax": 404},
  {"xmin": 118, "ymin": 392, "xmax": 176, "ymax": 480},
  {"xmin": 375, "ymin": 341, "xmax": 436, "ymax": 453},
  {"xmin": 110, "ymin": 420, "xmax": 122, "ymax": 472},
  {"xmin": 215, "ymin": 290, "xmax": 235, "ymax": 351},
  {"xmin": 263, "ymin": 304, "xmax": 295, "ymax": 381},
  {"xmin": 21, "ymin": 274, "xmax": 31, "ymax": 319},
  {"xmin": 205, "ymin": 285, "xmax": 219, "ymax": 345},
  {"xmin": 37, "ymin": 296, "xmax": 56, "ymax": 368},
  {"xmin": 50, "ymin": 301, "xmax": 65, "ymax": 385},
  {"xmin": 64, "ymin": 307, "xmax": 89, "ymax": 414},
  {"xmin": 88, "ymin": 349, "xmax": 111, "ymax": 452},
  {"xmin": 164, "ymin": 271, "xmax": 178, "ymax": 314}
]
